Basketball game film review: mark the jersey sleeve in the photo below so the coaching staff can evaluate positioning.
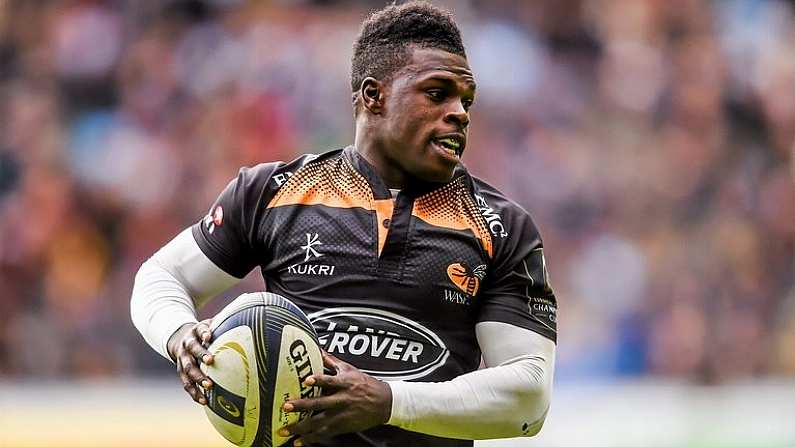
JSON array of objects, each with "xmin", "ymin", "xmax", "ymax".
[
  {"xmin": 476, "ymin": 204, "xmax": 558, "ymax": 343},
  {"xmin": 191, "ymin": 162, "xmax": 282, "ymax": 278}
]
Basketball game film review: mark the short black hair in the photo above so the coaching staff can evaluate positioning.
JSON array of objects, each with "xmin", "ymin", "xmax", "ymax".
[{"xmin": 351, "ymin": 1, "xmax": 466, "ymax": 93}]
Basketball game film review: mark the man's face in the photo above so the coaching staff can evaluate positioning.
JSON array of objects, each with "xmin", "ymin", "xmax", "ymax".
[{"xmin": 378, "ymin": 47, "xmax": 476, "ymax": 183}]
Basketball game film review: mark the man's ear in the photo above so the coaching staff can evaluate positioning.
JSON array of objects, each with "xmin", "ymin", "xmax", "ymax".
[{"xmin": 359, "ymin": 77, "xmax": 385, "ymax": 115}]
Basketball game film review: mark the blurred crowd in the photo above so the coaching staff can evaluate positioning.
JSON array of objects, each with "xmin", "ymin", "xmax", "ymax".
[{"xmin": 0, "ymin": 0, "xmax": 793, "ymax": 383}]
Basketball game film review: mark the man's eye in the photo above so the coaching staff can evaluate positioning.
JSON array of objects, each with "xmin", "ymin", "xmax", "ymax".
[
  {"xmin": 427, "ymin": 90, "xmax": 445, "ymax": 101},
  {"xmin": 462, "ymin": 99, "xmax": 474, "ymax": 110}
]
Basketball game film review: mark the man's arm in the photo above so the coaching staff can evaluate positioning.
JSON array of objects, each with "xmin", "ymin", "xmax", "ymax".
[
  {"xmin": 281, "ymin": 321, "xmax": 554, "ymax": 443},
  {"xmin": 132, "ymin": 162, "xmax": 284, "ymax": 403},
  {"xmin": 130, "ymin": 228, "xmax": 240, "ymax": 403},
  {"xmin": 387, "ymin": 321, "xmax": 555, "ymax": 439}
]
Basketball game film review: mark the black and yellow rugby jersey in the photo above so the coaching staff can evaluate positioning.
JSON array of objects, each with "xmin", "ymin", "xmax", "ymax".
[{"xmin": 192, "ymin": 146, "xmax": 557, "ymax": 447}]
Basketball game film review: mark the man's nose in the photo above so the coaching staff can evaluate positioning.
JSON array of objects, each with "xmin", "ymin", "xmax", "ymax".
[{"xmin": 444, "ymin": 102, "xmax": 469, "ymax": 129}]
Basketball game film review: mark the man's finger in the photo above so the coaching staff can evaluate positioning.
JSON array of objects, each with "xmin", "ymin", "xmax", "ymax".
[
  {"xmin": 281, "ymin": 410, "xmax": 332, "ymax": 438},
  {"xmin": 181, "ymin": 352, "xmax": 213, "ymax": 390},
  {"xmin": 293, "ymin": 412, "xmax": 348, "ymax": 445},
  {"xmin": 179, "ymin": 366, "xmax": 207, "ymax": 404},
  {"xmin": 304, "ymin": 373, "xmax": 347, "ymax": 390},
  {"xmin": 184, "ymin": 336, "xmax": 214, "ymax": 365},
  {"xmin": 322, "ymin": 351, "xmax": 354, "ymax": 373},
  {"xmin": 195, "ymin": 320, "xmax": 214, "ymax": 346},
  {"xmin": 322, "ymin": 351, "xmax": 342, "ymax": 371},
  {"xmin": 284, "ymin": 394, "xmax": 346, "ymax": 414},
  {"xmin": 182, "ymin": 379, "xmax": 207, "ymax": 404}
]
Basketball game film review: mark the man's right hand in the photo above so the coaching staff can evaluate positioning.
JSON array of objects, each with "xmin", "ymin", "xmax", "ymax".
[{"xmin": 167, "ymin": 319, "xmax": 215, "ymax": 405}]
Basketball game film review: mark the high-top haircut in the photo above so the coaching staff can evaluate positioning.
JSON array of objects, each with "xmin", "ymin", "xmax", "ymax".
[{"xmin": 351, "ymin": 1, "xmax": 467, "ymax": 95}]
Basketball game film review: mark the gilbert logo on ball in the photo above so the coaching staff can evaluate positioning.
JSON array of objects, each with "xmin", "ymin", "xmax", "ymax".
[{"xmin": 200, "ymin": 292, "xmax": 323, "ymax": 447}]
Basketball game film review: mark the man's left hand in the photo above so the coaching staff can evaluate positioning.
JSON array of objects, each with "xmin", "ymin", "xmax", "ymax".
[{"xmin": 279, "ymin": 352, "xmax": 392, "ymax": 446}]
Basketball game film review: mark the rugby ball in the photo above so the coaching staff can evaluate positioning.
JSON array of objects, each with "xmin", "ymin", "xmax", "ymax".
[{"xmin": 200, "ymin": 292, "xmax": 323, "ymax": 446}]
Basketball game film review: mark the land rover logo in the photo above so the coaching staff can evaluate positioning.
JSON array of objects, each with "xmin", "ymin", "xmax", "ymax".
[{"xmin": 308, "ymin": 307, "xmax": 449, "ymax": 381}]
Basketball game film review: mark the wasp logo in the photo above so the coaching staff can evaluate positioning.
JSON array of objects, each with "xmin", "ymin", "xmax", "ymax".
[{"xmin": 447, "ymin": 262, "xmax": 487, "ymax": 296}]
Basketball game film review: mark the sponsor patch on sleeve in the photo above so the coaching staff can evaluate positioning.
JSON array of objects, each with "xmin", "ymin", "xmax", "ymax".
[
  {"xmin": 528, "ymin": 296, "xmax": 557, "ymax": 332},
  {"xmin": 523, "ymin": 248, "xmax": 557, "ymax": 332}
]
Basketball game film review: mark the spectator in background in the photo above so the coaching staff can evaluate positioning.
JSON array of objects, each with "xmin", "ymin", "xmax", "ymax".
[{"xmin": 0, "ymin": 0, "xmax": 793, "ymax": 382}]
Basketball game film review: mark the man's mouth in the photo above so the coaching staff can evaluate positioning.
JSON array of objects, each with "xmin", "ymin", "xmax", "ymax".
[{"xmin": 432, "ymin": 135, "xmax": 465, "ymax": 158}]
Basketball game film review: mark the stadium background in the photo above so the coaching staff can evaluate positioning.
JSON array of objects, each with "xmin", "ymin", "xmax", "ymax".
[{"xmin": 0, "ymin": 0, "xmax": 794, "ymax": 445}]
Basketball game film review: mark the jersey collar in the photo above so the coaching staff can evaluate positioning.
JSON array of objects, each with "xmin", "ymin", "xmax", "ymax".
[{"xmin": 343, "ymin": 145, "xmax": 468, "ymax": 200}]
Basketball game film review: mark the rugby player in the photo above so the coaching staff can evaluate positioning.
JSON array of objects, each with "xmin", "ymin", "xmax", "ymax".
[{"xmin": 131, "ymin": 2, "xmax": 558, "ymax": 446}]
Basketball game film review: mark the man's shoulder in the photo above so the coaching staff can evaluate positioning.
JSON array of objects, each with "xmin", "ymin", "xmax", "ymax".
[
  {"xmin": 238, "ymin": 148, "xmax": 345, "ymax": 191},
  {"xmin": 466, "ymin": 174, "xmax": 538, "ymax": 239}
]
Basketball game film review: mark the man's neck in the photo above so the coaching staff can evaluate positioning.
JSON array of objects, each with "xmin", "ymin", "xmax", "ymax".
[{"xmin": 353, "ymin": 135, "xmax": 408, "ymax": 190}]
